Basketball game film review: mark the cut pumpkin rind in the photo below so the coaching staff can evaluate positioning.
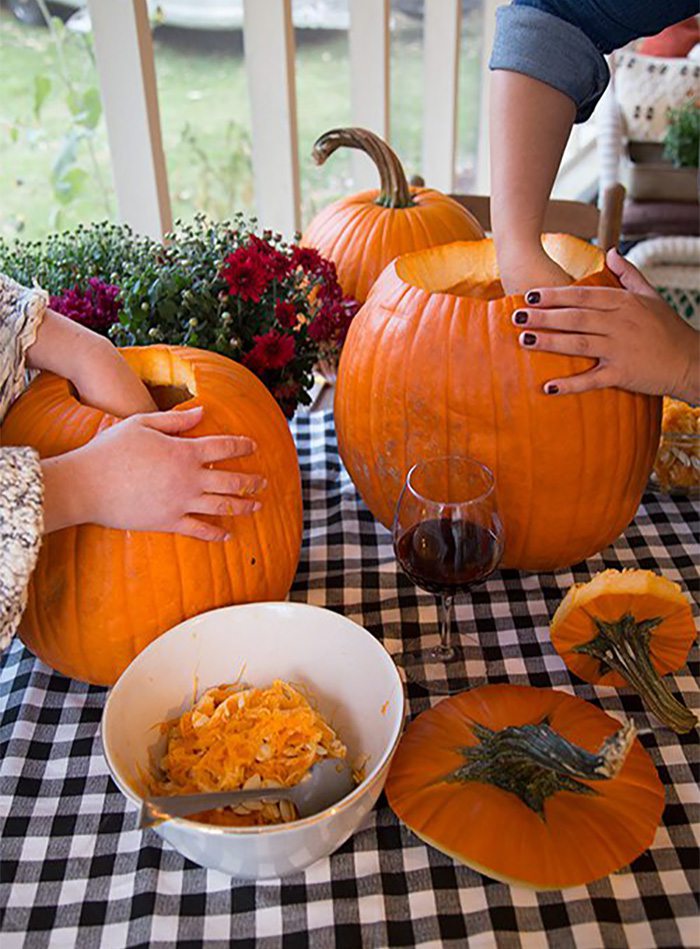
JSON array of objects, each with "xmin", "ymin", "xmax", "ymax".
[
  {"xmin": 551, "ymin": 570, "xmax": 697, "ymax": 734},
  {"xmin": 385, "ymin": 684, "xmax": 665, "ymax": 890}
]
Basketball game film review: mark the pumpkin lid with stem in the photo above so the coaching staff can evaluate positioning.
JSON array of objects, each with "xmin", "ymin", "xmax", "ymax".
[
  {"xmin": 551, "ymin": 569, "xmax": 697, "ymax": 734},
  {"xmin": 385, "ymin": 684, "xmax": 664, "ymax": 890}
]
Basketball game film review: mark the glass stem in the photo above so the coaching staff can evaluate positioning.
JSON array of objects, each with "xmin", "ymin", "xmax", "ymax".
[{"xmin": 436, "ymin": 595, "xmax": 456, "ymax": 661}]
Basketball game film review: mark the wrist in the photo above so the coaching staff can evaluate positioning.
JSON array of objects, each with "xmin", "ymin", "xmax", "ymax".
[
  {"xmin": 674, "ymin": 336, "xmax": 700, "ymax": 404},
  {"xmin": 41, "ymin": 447, "xmax": 97, "ymax": 532}
]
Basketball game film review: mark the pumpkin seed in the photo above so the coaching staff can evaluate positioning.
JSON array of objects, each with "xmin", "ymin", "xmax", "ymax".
[{"xmin": 279, "ymin": 800, "xmax": 296, "ymax": 823}]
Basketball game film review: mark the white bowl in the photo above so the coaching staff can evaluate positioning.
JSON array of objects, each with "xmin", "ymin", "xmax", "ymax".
[{"xmin": 102, "ymin": 602, "xmax": 405, "ymax": 879}]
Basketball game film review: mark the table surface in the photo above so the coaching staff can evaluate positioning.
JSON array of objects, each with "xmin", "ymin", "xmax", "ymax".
[{"xmin": 2, "ymin": 410, "xmax": 698, "ymax": 949}]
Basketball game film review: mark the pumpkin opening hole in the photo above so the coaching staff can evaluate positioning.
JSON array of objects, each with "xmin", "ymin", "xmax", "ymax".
[
  {"xmin": 145, "ymin": 383, "xmax": 195, "ymax": 410},
  {"xmin": 122, "ymin": 348, "xmax": 198, "ymax": 410},
  {"xmin": 395, "ymin": 235, "xmax": 605, "ymax": 300}
]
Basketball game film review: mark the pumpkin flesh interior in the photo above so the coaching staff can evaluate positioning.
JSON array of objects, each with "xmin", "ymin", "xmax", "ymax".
[
  {"xmin": 126, "ymin": 347, "xmax": 198, "ymax": 410},
  {"xmin": 394, "ymin": 234, "xmax": 604, "ymax": 300}
]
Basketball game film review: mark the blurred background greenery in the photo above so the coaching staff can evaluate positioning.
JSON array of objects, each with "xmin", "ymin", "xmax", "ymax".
[{"xmin": 0, "ymin": 2, "xmax": 483, "ymax": 240}]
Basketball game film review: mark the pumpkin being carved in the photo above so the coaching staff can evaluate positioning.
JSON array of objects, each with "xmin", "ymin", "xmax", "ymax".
[
  {"xmin": 1, "ymin": 345, "xmax": 302, "ymax": 686},
  {"xmin": 334, "ymin": 235, "xmax": 661, "ymax": 570},
  {"xmin": 302, "ymin": 127, "xmax": 484, "ymax": 303}
]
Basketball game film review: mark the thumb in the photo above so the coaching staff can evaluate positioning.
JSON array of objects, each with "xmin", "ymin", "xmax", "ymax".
[
  {"xmin": 606, "ymin": 248, "xmax": 657, "ymax": 299},
  {"xmin": 140, "ymin": 405, "xmax": 204, "ymax": 434}
]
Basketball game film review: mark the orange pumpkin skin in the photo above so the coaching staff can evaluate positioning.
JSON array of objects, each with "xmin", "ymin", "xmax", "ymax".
[
  {"xmin": 1, "ymin": 346, "xmax": 302, "ymax": 686},
  {"xmin": 334, "ymin": 236, "xmax": 662, "ymax": 570},
  {"xmin": 303, "ymin": 186, "xmax": 483, "ymax": 303},
  {"xmin": 301, "ymin": 128, "xmax": 483, "ymax": 303},
  {"xmin": 385, "ymin": 684, "xmax": 665, "ymax": 889}
]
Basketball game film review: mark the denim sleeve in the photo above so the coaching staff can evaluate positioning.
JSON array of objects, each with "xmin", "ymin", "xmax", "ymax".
[
  {"xmin": 489, "ymin": 5, "xmax": 610, "ymax": 123},
  {"xmin": 489, "ymin": 0, "xmax": 699, "ymax": 124},
  {"xmin": 510, "ymin": 1, "xmax": 700, "ymax": 55}
]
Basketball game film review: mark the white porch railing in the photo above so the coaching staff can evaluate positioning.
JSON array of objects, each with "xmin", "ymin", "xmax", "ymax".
[{"xmin": 87, "ymin": 0, "xmax": 599, "ymax": 241}]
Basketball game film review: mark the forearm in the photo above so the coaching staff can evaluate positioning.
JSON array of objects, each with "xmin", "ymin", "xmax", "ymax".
[
  {"xmin": 490, "ymin": 71, "xmax": 575, "ymax": 255},
  {"xmin": 26, "ymin": 309, "xmax": 156, "ymax": 416}
]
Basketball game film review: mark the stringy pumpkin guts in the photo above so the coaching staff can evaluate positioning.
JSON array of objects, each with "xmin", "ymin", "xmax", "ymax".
[{"xmin": 147, "ymin": 679, "xmax": 347, "ymax": 826}]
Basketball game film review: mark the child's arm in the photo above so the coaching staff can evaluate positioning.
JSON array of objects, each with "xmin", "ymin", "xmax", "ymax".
[{"xmin": 26, "ymin": 308, "xmax": 157, "ymax": 416}]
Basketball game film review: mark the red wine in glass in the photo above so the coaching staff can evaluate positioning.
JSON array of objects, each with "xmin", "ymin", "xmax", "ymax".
[
  {"xmin": 392, "ymin": 456, "xmax": 504, "ymax": 693},
  {"xmin": 396, "ymin": 518, "xmax": 501, "ymax": 595}
]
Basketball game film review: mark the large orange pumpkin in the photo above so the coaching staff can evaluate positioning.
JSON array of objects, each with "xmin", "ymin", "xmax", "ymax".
[
  {"xmin": 386, "ymin": 684, "xmax": 665, "ymax": 889},
  {"xmin": 335, "ymin": 235, "xmax": 662, "ymax": 570},
  {"xmin": 302, "ymin": 127, "xmax": 484, "ymax": 302},
  {"xmin": 1, "ymin": 345, "xmax": 302, "ymax": 686}
]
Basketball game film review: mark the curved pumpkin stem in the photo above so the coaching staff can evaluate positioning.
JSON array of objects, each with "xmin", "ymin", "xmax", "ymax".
[
  {"xmin": 450, "ymin": 719, "xmax": 636, "ymax": 818},
  {"xmin": 312, "ymin": 127, "xmax": 416, "ymax": 209},
  {"xmin": 575, "ymin": 613, "xmax": 698, "ymax": 734}
]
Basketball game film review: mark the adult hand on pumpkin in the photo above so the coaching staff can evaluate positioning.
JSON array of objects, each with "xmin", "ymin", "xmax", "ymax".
[
  {"xmin": 41, "ymin": 406, "xmax": 263, "ymax": 541},
  {"xmin": 26, "ymin": 309, "xmax": 157, "ymax": 417},
  {"xmin": 513, "ymin": 249, "xmax": 700, "ymax": 403}
]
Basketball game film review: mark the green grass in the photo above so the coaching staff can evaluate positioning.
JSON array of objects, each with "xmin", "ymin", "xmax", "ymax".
[{"xmin": 0, "ymin": 8, "xmax": 482, "ymax": 242}]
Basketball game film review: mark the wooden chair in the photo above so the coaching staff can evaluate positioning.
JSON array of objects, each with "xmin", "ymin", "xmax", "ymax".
[{"xmin": 410, "ymin": 178, "xmax": 626, "ymax": 252}]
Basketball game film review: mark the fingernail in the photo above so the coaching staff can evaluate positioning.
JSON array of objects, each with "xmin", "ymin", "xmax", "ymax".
[
  {"xmin": 525, "ymin": 291, "xmax": 540, "ymax": 305},
  {"xmin": 513, "ymin": 310, "xmax": 528, "ymax": 325},
  {"xmin": 223, "ymin": 533, "xmax": 231, "ymax": 541},
  {"xmin": 522, "ymin": 333, "xmax": 537, "ymax": 346},
  {"xmin": 260, "ymin": 478, "xmax": 268, "ymax": 490},
  {"xmin": 253, "ymin": 501, "xmax": 262, "ymax": 512},
  {"xmin": 545, "ymin": 384, "xmax": 559, "ymax": 395}
]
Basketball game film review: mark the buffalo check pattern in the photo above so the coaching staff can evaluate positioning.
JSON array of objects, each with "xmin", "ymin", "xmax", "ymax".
[{"xmin": 1, "ymin": 409, "xmax": 698, "ymax": 948}]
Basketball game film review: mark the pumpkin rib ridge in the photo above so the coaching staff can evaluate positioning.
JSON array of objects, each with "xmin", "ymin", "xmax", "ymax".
[
  {"xmin": 483, "ymin": 298, "xmax": 500, "ymax": 558},
  {"xmin": 373, "ymin": 299, "xmax": 402, "ymax": 520}
]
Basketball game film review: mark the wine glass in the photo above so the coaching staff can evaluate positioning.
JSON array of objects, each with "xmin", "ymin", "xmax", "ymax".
[{"xmin": 392, "ymin": 455, "xmax": 504, "ymax": 693}]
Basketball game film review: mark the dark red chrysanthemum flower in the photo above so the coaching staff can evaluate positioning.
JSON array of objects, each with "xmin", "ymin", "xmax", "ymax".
[
  {"xmin": 246, "ymin": 235, "xmax": 291, "ymax": 280},
  {"xmin": 50, "ymin": 277, "xmax": 121, "ymax": 334},
  {"xmin": 220, "ymin": 248, "xmax": 271, "ymax": 302},
  {"xmin": 244, "ymin": 330, "xmax": 296, "ymax": 372},
  {"xmin": 308, "ymin": 295, "xmax": 360, "ymax": 346},
  {"xmin": 272, "ymin": 379, "xmax": 302, "ymax": 419},
  {"xmin": 274, "ymin": 300, "xmax": 297, "ymax": 328},
  {"xmin": 291, "ymin": 245, "xmax": 324, "ymax": 274}
]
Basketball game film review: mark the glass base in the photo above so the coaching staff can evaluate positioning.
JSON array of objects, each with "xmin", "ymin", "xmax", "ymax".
[{"xmin": 394, "ymin": 640, "xmax": 488, "ymax": 694}]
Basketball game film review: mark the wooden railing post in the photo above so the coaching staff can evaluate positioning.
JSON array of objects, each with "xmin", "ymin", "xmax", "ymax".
[
  {"xmin": 475, "ymin": 0, "xmax": 500, "ymax": 194},
  {"xmin": 243, "ymin": 0, "xmax": 301, "ymax": 236},
  {"xmin": 349, "ymin": 0, "xmax": 390, "ymax": 190},
  {"xmin": 87, "ymin": 0, "xmax": 172, "ymax": 240},
  {"xmin": 422, "ymin": 0, "xmax": 461, "ymax": 191}
]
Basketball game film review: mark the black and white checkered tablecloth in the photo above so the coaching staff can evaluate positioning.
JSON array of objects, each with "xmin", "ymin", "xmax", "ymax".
[{"xmin": 2, "ymin": 410, "xmax": 698, "ymax": 948}]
